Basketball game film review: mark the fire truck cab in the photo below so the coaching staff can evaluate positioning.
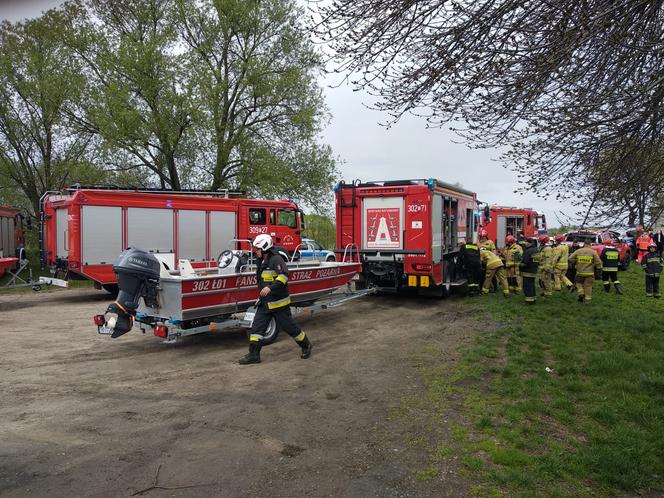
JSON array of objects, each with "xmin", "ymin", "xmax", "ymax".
[
  {"xmin": 335, "ymin": 179, "xmax": 478, "ymax": 296},
  {"xmin": 41, "ymin": 187, "xmax": 304, "ymax": 290},
  {"xmin": 480, "ymin": 205, "xmax": 547, "ymax": 249}
]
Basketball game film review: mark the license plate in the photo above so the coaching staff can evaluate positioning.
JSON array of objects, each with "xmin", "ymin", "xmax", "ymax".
[
  {"xmin": 97, "ymin": 325, "xmax": 114, "ymax": 335},
  {"xmin": 243, "ymin": 311, "xmax": 256, "ymax": 326}
]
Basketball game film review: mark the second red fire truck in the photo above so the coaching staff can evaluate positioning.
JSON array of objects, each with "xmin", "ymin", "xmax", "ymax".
[
  {"xmin": 335, "ymin": 179, "xmax": 478, "ymax": 296},
  {"xmin": 479, "ymin": 205, "xmax": 547, "ymax": 249}
]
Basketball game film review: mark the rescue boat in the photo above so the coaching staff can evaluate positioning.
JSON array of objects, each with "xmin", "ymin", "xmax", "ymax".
[{"xmin": 95, "ymin": 247, "xmax": 362, "ymax": 338}]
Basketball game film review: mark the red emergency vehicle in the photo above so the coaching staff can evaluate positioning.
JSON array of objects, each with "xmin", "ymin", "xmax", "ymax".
[
  {"xmin": 335, "ymin": 179, "xmax": 478, "ymax": 296},
  {"xmin": 41, "ymin": 187, "xmax": 304, "ymax": 290},
  {"xmin": 0, "ymin": 205, "xmax": 22, "ymax": 277},
  {"xmin": 480, "ymin": 205, "xmax": 547, "ymax": 249}
]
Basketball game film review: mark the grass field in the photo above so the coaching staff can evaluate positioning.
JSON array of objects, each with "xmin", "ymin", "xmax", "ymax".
[{"xmin": 407, "ymin": 264, "xmax": 664, "ymax": 497}]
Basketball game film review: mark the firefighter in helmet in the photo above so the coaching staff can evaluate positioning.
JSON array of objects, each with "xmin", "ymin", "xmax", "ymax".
[
  {"xmin": 458, "ymin": 238, "xmax": 482, "ymax": 296},
  {"xmin": 520, "ymin": 237, "xmax": 540, "ymax": 304},
  {"xmin": 569, "ymin": 241, "xmax": 602, "ymax": 304},
  {"xmin": 480, "ymin": 247, "xmax": 509, "ymax": 296},
  {"xmin": 239, "ymin": 234, "xmax": 312, "ymax": 364},
  {"xmin": 552, "ymin": 235, "xmax": 574, "ymax": 292},
  {"xmin": 642, "ymin": 242, "xmax": 662, "ymax": 298},
  {"xmin": 478, "ymin": 229, "xmax": 497, "ymax": 252},
  {"xmin": 600, "ymin": 239, "xmax": 623, "ymax": 294},
  {"xmin": 538, "ymin": 235, "xmax": 554, "ymax": 297},
  {"xmin": 502, "ymin": 235, "xmax": 523, "ymax": 292}
]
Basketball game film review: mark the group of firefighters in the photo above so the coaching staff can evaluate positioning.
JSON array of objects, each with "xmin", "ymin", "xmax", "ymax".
[{"xmin": 459, "ymin": 228, "xmax": 664, "ymax": 304}]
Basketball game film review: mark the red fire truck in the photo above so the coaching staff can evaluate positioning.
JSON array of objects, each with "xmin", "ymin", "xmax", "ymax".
[
  {"xmin": 335, "ymin": 179, "xmax": 478, "ymax": 296},
  {"xmin": 41, "ymin": 187, "xmax": 304, "ymax": 291},
  {"xmin": 480, "ymin": 205, "xmax": 547, "ymax": 249}
]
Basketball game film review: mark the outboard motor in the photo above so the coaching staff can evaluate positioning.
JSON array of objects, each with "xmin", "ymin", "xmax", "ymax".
[{"xmin": 102, "ymin": 248, "xmax": 160, "ymax": 338}]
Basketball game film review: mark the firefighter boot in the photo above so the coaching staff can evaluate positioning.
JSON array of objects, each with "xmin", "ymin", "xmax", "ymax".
[
  {"xmin": 578, "ymin": 294, "xmax": 584, "ymax": 303},
  {"xmin": 615, "ymin": 283, "xmax": 623, "ymax": 295},
  {"xmin": 604, "ymin": 282, "xmax": 611, "ymax": 293},
  {"xmin": 239, "ymin": 343, "xmax": 262, "ymax": 365},
  {"xmin": 297, "ymin": 334, "xmax": 313, "ymax": 359}
]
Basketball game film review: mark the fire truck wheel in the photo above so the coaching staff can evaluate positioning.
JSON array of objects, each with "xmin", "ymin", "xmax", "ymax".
[
  {"xmin": 261, "ymin": 317, "xmax": 279, "ymax": 345},
  {"xmin": 102, "ymin": 284, "xmax": 120, "ymax": 297}
]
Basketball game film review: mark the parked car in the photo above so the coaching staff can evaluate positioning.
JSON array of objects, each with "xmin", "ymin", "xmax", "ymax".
[
  {"xmin": 297, "ymin": 238, "xmax": 336, "ymax": 262},
  {"xmin": 564, "ymin": 230, "xmax": 631, "ymax": 269},
  {"xmin": 613, "ymin": 226, "xmax": 638, "ymax": 258}
]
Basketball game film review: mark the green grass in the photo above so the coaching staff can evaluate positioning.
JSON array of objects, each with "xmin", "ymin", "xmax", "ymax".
[
  {"xmin": 454, "ymin": 265, "xmax": 664, "ymax": 496},
  {"xmin": 393, "ymin": 265, "xmax": 664, "ymax": 496}
]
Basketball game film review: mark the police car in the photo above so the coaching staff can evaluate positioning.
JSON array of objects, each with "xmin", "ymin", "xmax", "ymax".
[{"xmin": 298, "ymin": 238, "xmax": 336, "ymax": 262}]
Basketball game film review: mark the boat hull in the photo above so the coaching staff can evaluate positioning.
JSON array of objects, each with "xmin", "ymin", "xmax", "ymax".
[{"xmin": 138, "ymin": 261, "xmax": 362, "ymax": 322}]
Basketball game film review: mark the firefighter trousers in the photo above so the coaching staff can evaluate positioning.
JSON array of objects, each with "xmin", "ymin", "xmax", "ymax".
[
  {"xmin": 540, "ymin": 269, "xmax": 554, "ymax": 296},
  {"xmin": 554, "ymin": 267, "xmax": 573, "ymax": 290},
  {"xmin": 575, "ymin": 275, "xmax": 595, "ymax": 303},
  {"xmin": 602, "ymin": 271, "xmax": 620, "ymax": 291},
  {"xmin": 645, "ymin": 274, "xmax": 661, "ymax": 297},
  {"xmin": 249, "ymin": 305, "xmax": 306, "ymax": 346},
  {"xmin": 505, "ymin": 265, "xmax": 521, "ymax": 292},
  {"xmin": 465, "ymin": 265, "xmax": 483, "ymax": 295},
  {"xmin": 522, "ymin": 275, "xmax": 537, "ymax": 303},
  {"xmin": 483, "ymin": 267, "xmax": 509, "ymax": 295}
]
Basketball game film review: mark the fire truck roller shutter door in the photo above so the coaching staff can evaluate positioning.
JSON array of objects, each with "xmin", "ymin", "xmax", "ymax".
[
  {"xmin": 0, "ymin": 217, "xmax": 9, "ymax": 256},
  {"xmin": 127, "ymin": 207, "xmax": 174, "ymax": 255},
  {"xmin": 432, "ymin": 194, "xmax": 443, "ymax": 262},
  {"xmin": 210, "ymin": 211, "xmax": 237, "ymax": 258},
  {"xmin": 81, "ymin": 206, "xmax": 123, "ymax": 265},
  {"xmin": 56, "ymin": 207, "xmax": 68, "ymax": 259},
  {"xmin": 177, "ymin": 210, "xmax": 206, "ymax": 262},
  {"xmin": 497, "ymin": 216, "xmax": 507, "ymax": 249}
]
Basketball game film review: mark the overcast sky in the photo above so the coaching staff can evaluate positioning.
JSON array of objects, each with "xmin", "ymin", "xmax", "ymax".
[{"xmin": 1, "ymin": 0, "xmax": 577, "ymax": 226}]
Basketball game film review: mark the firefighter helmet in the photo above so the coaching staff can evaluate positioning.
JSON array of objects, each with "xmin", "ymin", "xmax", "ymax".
[
  {"xmin": 554, "ymin": 235, "xmax": 565, "ymax": 243},
  {"xmin": 649, "ymin": 242, "xmax": 657, "ymax": 249},
  {"xmin": 505, "ymin": 235, "xmax": 517, "ymax": 245},
  {"xmin": 604, "ymin": 239, "xmax": 614, "ymax": 246},
  {"xmin": 538, "ymin": 234, "xmax": 550, "ymax": 244},
  {"xmin": 252, "ymin": 234, "xmax": 274, "ymax": 251},
  {"xmin": 479, "ymin": 229, "xmax": 488, "ymax": 238}
]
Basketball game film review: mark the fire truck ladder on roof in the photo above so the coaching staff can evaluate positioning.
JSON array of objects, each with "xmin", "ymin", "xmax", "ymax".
[{"xmin": 64, "ymin": 184, "xmax": 247, "ymax": 198}]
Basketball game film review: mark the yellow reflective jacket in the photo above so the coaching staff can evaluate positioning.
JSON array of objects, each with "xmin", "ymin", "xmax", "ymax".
[
  {"xmin": 480, "ymin": 249, "xmax": 504, "ymax": 270},
  {"xmin": 502, "ymin": 243, "xmax": 523, "ymax": 267},
  {"xmin": 479, "ymin": 239, "xmax": 497, "ymax": 252},
  {"xmin": 539, "ymin": 245, "xmax": 554, "ymax": 271},
  {"xmin": 552, "ymin": 243, "xmax": 569, "ymax": 270},
  {"xmin": 569, "ymin": 246, "xmax": 602, "ymax": 277}
]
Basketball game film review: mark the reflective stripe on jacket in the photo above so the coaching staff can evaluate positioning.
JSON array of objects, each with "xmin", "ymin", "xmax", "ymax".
[
  {"xmin": 480, "ymin": 249, "xmax": 504, "ymax": 270},
  {"xmin": 503, "ymin": 243, "xmax": 523, "ymax": 267},
  {"xmin": 569, "ymin": 246, "xmax": 602, "ymax": 277},
  {"xmin": 600, "ymin": 247, "xmax": 620, "ymax": 271}
]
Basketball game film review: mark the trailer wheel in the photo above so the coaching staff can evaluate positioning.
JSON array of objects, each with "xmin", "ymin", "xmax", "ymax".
[
  {"xmin": 261, "ymin": 317, "xmax": 280, "ymax": 345},
  {"xmin": 326, "ymin": 255, "xmax": 336, "ymax": 262}
]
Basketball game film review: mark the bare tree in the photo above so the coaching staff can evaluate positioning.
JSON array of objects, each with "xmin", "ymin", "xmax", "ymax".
[{"xmin": 313, "ymin": 0, "xmax": 664, "ymax": 199}]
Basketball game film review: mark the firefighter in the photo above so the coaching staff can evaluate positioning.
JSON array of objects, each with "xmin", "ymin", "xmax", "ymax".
[
  {"xmin": 600, "ymin": 239, "xmax": 622, "ymax": 294},
  {"xmin": 502, "ymin": 235, "xmax": 523, "ymax": 292},
  {"xmin": 569, "ymin": 241, "xmax": 602, "ymax": 304},
  {"xmin": 520, "ymin": 237, "xmax": 540, "ymax": 304},
  {"xmin": 239, "ymin": 234, "xmax": 312, "ymax": 365},
  {"xmin": 538, "ymin": 235, "xmax": 554, "ymax": 297},
  {"xmin": 552, "ymin": 235, "xmax": 574, "ymax": 292},
  {"xmin": 636, "ymin": 227, "xmax": 653, "ymax": 264},
  {"xmin": 458, "ymin": 238, "xmax": 482, "ymax": 295},
  {"xmin": 642, "ymin": 242, "xmax": 662, "ymax": 298},
  {"xmin": 478, "ymin": 229, "xmax": 497, "ymax": 252},
  {"xmin": 480, "ymin": 247, "xmax": 509, "ymax": 296}
]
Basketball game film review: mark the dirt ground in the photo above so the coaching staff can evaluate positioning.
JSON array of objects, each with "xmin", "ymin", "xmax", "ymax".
[{"xmin": 0, "ymin": 288, "xmax": 477, "ymax": 498}]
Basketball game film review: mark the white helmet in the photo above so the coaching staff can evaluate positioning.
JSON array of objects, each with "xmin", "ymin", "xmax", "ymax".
[
  {"xmin": 252, "ymin": 234, "xmax": 274, "ymax": 251},
  {"xmin": 577, "ymin": 242, "xmax": 585, "ymax": 248}
]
